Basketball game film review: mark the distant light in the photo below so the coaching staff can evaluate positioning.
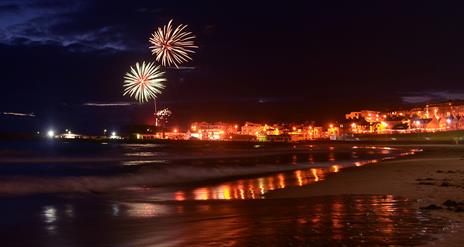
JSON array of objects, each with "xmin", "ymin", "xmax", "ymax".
[
  {"xmin": 47, "ymin": 130, "xmax": 55, "ymax": 138},
  {"xmin": 446, "ymin": 118, "xmax": 452, "ymax": 124},
  {"xmin": 173, "ymin": 129, "xmax": 178, "ymax": 133},
  {"xmin": 109, "ymin": 131, "xmax": 121, "ymax": 140}
]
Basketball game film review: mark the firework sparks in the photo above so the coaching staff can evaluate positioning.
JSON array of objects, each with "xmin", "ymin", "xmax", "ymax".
[
  {"xmin": 156, "ymin": 108, "xmax": 172, "ymax": 119},
  {"xmin": 123, "ymin": 61, "xmax": 166, "ymax": 103},
  {"xmin": 149, "ymin": 19, "xmax": 198, "ymax": 68}
]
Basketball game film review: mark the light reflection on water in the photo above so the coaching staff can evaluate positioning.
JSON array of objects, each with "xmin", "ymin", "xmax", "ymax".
[
  {"xmin": 137, "ymin": 146, "xmax": 420, "ymax": 202},
  {"xmin": 166, "ymin": 160, "xmax": 381, "ymax": 201},
  {"xmin": 124, "ymin": 152, "xmax": 162, "ymax": 157},
  {"xmin": 0, "ymin": 145, "xmax": 443, "ymax": 246},
  {"xmin": 42, "ymin": 206, "xmax": 58, "ymax": 235},
  {"xmin": 122, "ymin": 202, "xmax": 172, "ymax": 218},
  {"xmin": 19, "ymin": 195, "xmax": 445, "ymax": 246},
  {"xmin": 164, "ymin": 160, "xmax": 366, "ymax": 201},
  {"xmin": 42, "ymin": 206, "xmax": 57, "ymax": 224},
  {"xmin": 122, "ymin": 160, "xmax": 168, "ymax": 166}
]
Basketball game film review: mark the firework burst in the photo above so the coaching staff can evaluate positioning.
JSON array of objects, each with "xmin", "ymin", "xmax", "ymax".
[
  {"xmin": 149, "ymin": 19, "xmax": 198, "ymax": 68},
  {"xmin": 123, "ymin": 61, "xmax": 166, "ymax": 103}
]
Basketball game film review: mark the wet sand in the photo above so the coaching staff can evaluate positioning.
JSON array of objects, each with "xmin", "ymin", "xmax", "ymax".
[
  {"xmin": 0, "ymin": 142, "xmax": 458, "ymax": 246},
  {"xmin": 0, "ymin": 195, "xmax": 446, "ymax": 246},
  {"xmin": 266, "ymin": 144, "xmax": 464, "ymax": 246}
]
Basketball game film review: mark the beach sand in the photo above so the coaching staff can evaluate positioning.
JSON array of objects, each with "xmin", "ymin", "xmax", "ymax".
[{"xmin": 266, "ymin": 144, "xmax": 464, "ymax": 246}]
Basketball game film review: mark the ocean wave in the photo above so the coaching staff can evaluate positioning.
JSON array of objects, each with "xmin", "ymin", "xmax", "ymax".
[
  {"xmin": 0, "ymin": 146, "xmax": 416, "ymax": 195},
  {"xmin": 0, "ymin": 161, "xmax": 343, "ymax": 195}
]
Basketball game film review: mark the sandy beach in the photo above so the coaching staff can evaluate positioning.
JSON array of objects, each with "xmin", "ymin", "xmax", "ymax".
[
  {"xmin": 266, "ymin": 144, "xmax": 464, "ymax": 246},
  {"xmin": 0, "ymin": 141, "xmax": 461, "ymax": 246}
]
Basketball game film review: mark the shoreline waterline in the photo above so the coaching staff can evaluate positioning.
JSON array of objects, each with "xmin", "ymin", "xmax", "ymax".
[
  {"xmin": 266, "ymin": 145, "xmax": 464, "ymax": 246},
  {"xmin": 0, "ymin": 141, "xmax": 456, "ymax": 246},
  {"xmin": 0, "ymin": 144, "xmax": 416, "ymax": 196}
]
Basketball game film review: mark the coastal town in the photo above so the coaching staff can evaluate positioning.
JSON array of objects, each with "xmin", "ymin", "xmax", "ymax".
[
  {"xmin": 131, "ymin": 100, "xmax": 464, "ymax": 141},
  {"xmin": 48, "ymin": 100, "xmax": 464, "ymax": 142}
]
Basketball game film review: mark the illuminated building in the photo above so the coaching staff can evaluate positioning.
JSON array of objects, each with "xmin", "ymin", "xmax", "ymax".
[
  {"xmin": 190, "ymin": 122, "xmax": 241, "ymax": 140},
  {"xmin": 57, "ymin": 130, "xmax": 81, "ymax": 139},
  {"xmin": 345, "ymin": 110, "xmax": 382, "ymax": 123},
  {"xmin": 240, "ymin": 122, "xmax": 264, "ymax": 136},
  {"xmin": 346, "ymin": 101, "xmax": 464, "ymax": 134}
]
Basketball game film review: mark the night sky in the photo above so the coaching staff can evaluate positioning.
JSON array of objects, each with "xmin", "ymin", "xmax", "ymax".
[{"xmin": 2, "ymin": 0, "xmax": 464, "ymax": 133}]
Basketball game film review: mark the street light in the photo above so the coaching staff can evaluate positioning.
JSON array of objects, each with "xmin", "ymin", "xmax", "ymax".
[{"xmin": 47, "ymin": 130, "xmax": 55, "ymax": 138}]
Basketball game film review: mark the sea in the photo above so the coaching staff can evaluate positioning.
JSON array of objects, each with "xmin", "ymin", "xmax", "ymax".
[{"xmin": 0, "ymin": 140, "xmax": 447, "ymax": 246}]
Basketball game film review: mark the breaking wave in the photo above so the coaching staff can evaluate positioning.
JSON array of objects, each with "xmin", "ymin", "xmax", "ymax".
[{"xmin": 0, "ymin": 144, "xmax": 418, "ymax": 195}]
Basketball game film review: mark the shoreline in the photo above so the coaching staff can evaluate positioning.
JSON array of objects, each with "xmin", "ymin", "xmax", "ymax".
[
  {"xmin": 266, "ymin": 144, "xmax": 464, "ymax": 246},
  {"xmin": 0, "ymin": 142, "xmax": 461, "ymax": 245}
]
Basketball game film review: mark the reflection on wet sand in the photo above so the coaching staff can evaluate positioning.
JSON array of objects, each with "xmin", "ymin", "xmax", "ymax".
[
  {"xmin": 2, "ymin": 195, "xmax": 444, "ymax": 246},
  {"xmin": 171, "ymin": 158, "xmax": 380, "ymax": 201},
  {"xmin": 180, "ymin": 167, "xmax": 326, "ymax": 201},
  {"xmin": 114, "ymin": 146, "xmax": 418, "ymax": 202},
  {"xmin": 147, "ymin": 146, "xmax": 419, "ymax": 202},
  {"xmin": 0, "ymin": 145, "xmax": 443, "ymax": 246}
]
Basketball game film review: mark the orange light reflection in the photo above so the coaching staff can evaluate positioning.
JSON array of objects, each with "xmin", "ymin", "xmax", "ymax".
[
  {"xmin": 175, "ymin": 191, "xmax": 186, "ymax": 201},
  {"xmin": 311, "ymin": 168, "xmax": 319, "ymax": 182},
  {"xmin": 295, "ymin": 170, "xmax": 303, "ymax": 186}
]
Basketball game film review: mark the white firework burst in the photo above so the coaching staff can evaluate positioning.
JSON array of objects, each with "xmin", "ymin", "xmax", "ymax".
[
  {"xmin": 149, "ymin": 19, "xmax": 198, "ymax": 68},
  {"xmin": 123, "ymin": 61, "xmax": 166, "ymax": 103}
]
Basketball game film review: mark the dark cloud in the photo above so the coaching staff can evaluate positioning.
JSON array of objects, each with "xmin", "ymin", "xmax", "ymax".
[
  {"xmin": 402, "ymin": 91, "xmax": 464, "ymax": 104},
  {"xmin": 83, "ymin": 102, "xmax": 137, "ymax": 107},
  {"xmin": 0, "ymin": 0, "xmax": 138, "ymax": 52},
  {"xmin": 401, "ymin": 96, "xmax": 434, "ymax": 104},
  {"xmin": 2, "ymin": 112, "xmax": 36, "ymax": 117}
]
